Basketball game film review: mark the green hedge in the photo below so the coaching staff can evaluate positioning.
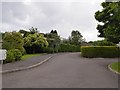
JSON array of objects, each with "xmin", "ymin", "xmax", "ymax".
[
  {"xmin": 43, "ymin": 47, "xmax": 54, "ymax": 53},
  {"xmin": 4, "ymin": 49, "xmax": 22, "ymax": 63},
  {"xmin": 58, "ymin": 44, "xmax": 80, "ymax": 52},
  {"xmin": 81, "ymin": 46, "xmax": 120, "ymax": 58}
]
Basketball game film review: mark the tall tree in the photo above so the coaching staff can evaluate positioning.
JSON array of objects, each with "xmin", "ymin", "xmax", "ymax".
[
  {"xmin": 95, "ymin": 2, "xmax": 120, "ymax": 43},
  {"xmin": 45, "ymin": 30, "xmax": 61, "ymax": 52},
  {"xmin": 70, "ymin": 30, "xmax": 83, "ymax": 46}
]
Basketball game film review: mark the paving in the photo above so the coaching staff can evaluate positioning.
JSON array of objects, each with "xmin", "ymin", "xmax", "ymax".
[
  {"xmin": 2, "ymin": 54, "xmax": 55, "ymax": 72},
  {"xmin": 2, "ymin": 52, "xmax": 119, "ymax": 88}
]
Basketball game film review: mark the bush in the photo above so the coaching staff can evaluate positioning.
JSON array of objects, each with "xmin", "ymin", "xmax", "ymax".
[
  {"xmin": 18, "ymin": 47, "xmax": 26, "ymax": 55},
  {"xmin": 92, "ymin": 40, "xmax": 116, "ymax": 46},
  {"xmin": 58, "ymin": 44, "xmax": 80, "ymax": 52},
  {"xmin": 14, "ymin": 49, "xmax": 22, "ymax": 61},
  {"xmin": 43, "ymin": 47, "xmax": 54, "ymax": 53},
  {"xmin": 5, "ymin": 49, "xmax": 22, "ymax": 63},
  {"xmin": 81, "ymin": 46, "xmax": 120, "ymax": 58}
]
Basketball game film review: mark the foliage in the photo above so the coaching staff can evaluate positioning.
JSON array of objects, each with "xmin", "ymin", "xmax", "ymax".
[
  {"xmin": 13, "ymin": 49, "xmax": 22, "ymax": 61},
  {"xmin": 0, "ymin": 33, "xmax": 2, "ymax": 49},
  {"xmin": 24, "ymin": 33, "xmax": 48, "ymax": 53},
  {"xmin": 19, "ymin": 29, "xmax": 30, "ymax": 38},
  {"xmin": 19, "ymin": 27, "xmax": 39, "ymax": 38},
  {"xmin": 95, "ymin": 2, "xmax": 120, "ymax": 43},
  {"xmin": 81, "ymin": 46, "xmax": 120, "ymax": 58},
  {"xmin": 2, "ymin": 29, "xmax": 83, "ymax": 55},
  {"xmin": 44, "ymin": 30, "xmax": 61, "ymax": 52},
  {"xmin": 58, "ymin": 43, "xmax": 80, "ymax": 52},
  {"xmin": 69, "ymin": 30, "xmax": 83, "ymax": 46},
  {"xmin": 2, "ymin": 31, "xmax": 25, "ymax": 54},
  {"xmin": 5, "ymin": 49, "xmax": 22, "ymax": 63},
  {"xmin": 62, "ymin": 38, "xmax": 70, "ymax": 44},
  {"xmin": 43, "ymin": 47, "xmax": 54, "ymax": 53},
  {"xmin": 29, "ymin": 27, "xmax": 38, "ymax": 34},
  {"xmin": 89, "ymin": 40, "xmax": 116, "ymax": 46}
]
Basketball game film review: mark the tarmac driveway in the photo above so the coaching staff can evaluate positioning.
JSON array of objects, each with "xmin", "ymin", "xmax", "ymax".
[{"xmin": 2, "ymin": 52, "xmax": 119, "ymax": 88}]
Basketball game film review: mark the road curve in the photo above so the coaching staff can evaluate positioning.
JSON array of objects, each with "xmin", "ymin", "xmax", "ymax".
[{"xmin": 3, "ymin": 53, "xmax": 118, "ymax": 88}]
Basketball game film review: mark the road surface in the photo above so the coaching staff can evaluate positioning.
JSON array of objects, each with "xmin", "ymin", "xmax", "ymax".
[{"xmin": 2, "ymin": 53, "xmax": 118, "ymax": 88}]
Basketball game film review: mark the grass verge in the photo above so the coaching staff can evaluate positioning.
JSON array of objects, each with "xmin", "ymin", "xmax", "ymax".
[
  {"xmin": 21, "ymin": 54, "xmax": 42, "ymax": 60},
  {"xmin": 110, "ymin": 62, "xmax": 120, "ymax": 73}
]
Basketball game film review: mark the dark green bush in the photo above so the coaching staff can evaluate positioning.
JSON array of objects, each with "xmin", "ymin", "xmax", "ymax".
[
  {"xmin": 58, "ymin": 44, "xmax": 80, "ymax": 52},
  {"xmin": 81, "ymin": 46, "xmax": 120, "ymax": 58},
  {"xmin": 5, "ymin": 49, "xmax": 22, "ymax": 63},
  {"xmin": 43, "ymin": 47, "xmax": 54, "ymax": 53}
]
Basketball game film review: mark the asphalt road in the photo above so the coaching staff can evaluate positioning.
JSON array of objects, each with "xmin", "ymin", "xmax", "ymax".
[{"xmin": 2, "ymin": 53, "xmax": 118, "ymax": 88}]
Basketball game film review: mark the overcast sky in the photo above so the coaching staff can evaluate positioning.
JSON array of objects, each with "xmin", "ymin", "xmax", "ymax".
[{"xmin": 1, "ymin": 0, "xmax": 105, "ymax": 41}]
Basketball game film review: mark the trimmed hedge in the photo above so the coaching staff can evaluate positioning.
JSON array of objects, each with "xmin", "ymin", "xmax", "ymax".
[
  {"xmin": 43, "ymin": 47, "xmax": 54, "ymax": 53},
  {"xmin": 81, "ymin": 46, "xmax": 120, "ymax": 58},
  {"xmin": 58, "ymin": 44, "xmax": 80, "ymax": 52},
  {"xmin": 5, "ymin": 49, "xmax": 22, "ymax": 63}
]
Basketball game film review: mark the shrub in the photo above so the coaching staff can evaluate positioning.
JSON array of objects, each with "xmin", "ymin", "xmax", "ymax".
[
  {"xmin": 6, "ymin": 50, "xmax": 16, "ymax": 63},
  {"xmin": 58, "ymin": 44, "xmax": 80, "ymax": 52},
  {"xmin": 81, "ymin": 46, "xmax": 120, "ymax": 58},
  {"xmin": 14, "ymin": 49, "xmax": 22, "ymax": 61},
  {"xmin": 43, "ymin": 47, "xmax": 54, "ymax": 53},
  {"xmin": 5, "ymin": 49, "xmax": 22, "ymax": 63},
  {"xmin": 18, "ymin": 47, "xmax": 26, "ymax": 55},
  {"xmin": 92, "ymin": 40, "xmax": 116, "ymax": 46}
]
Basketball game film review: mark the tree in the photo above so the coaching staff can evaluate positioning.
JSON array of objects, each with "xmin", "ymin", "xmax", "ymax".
[
  {"xmin": 69, "ymin": 30, "xmax": 83, "ymax": 46},
  {"xmin": 45, "ymin": 30, "xmax": 61, "ymax": 52},
  {"xmin": 62, "ymin": 38, "xmax": 70, "ymax": 44},
  {"xmin": 2, "ymin": 31, "xmax": 25, "ymax": 54},
  {"xmin": 29, "ymin": 27, "xmax": 38, "ymax": 34},
  {"xmin": 50, "ymin": 30, "xmax": 54, "ymax": 33},
  {"xmin": 24, "ymin": 33, "xmax": 48, "ymax": 53},
  {"xmin": 19, "ymin": 29, "xmax": 30, "ymax": 38},
  {"xmin": 95, "ymin": 2, "xmax": 120, "ymax": 43},
  {"xmin": 19, "ymin": 27, "xmax": 39, "ymax": 37}
]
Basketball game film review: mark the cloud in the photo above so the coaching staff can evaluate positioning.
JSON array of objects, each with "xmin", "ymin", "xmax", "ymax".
[{"xmin": 1, "ymin": 0, "xmax": 105, "ymax": 41}]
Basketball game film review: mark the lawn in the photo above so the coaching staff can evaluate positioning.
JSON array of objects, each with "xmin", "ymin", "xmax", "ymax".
[
  {"xmin": 110, "ymin": 62, "xmax": 120, "ymax": 73},
  {"xmin": 21, "ymin": 54, "xmax": 42, "ymax": 60}
]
